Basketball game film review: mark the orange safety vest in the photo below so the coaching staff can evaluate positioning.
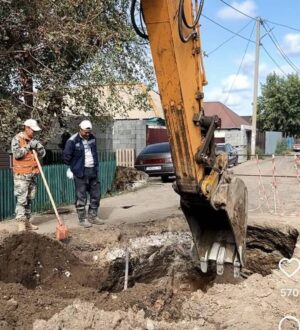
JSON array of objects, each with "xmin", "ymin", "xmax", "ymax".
[{"xmin": 12, "ymin": 134, "xmax": 40, "ymax": 175}]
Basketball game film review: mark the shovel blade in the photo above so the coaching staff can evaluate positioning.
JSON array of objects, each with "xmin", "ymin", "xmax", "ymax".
[{"xmin": 56, "ymin": 224, "xmax": 68, "ymax": 241}]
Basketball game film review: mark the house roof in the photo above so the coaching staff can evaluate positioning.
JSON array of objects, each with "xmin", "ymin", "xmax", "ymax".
[
  {"xmin": 203, "ymin": 102, "xmax": 250, "ymax": 129},
  {"xmin": 241, "ymin": 115, "xmax": 252, "ymax": 125},
  {"xmin": 113, "ymin": 89, "xmax": 249, "ymax": 129}
]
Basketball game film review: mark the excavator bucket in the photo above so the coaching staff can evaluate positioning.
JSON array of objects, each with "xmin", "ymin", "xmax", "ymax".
[{"xmin": 180, "ymin": 171, "xmax": 248, "ymax": 277}]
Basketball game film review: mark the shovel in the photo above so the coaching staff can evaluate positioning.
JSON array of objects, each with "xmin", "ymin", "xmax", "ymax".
[{"xmin": 32, "ymin": 150, "xmax": 69, "ymax": 241}]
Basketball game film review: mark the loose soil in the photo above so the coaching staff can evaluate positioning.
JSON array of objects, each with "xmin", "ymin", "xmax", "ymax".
[{"xmin": 0, "ymin": 216, "xmax": 299, "ymax": 330}]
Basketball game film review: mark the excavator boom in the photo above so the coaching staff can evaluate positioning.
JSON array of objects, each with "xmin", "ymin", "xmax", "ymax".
[{"xmin": 132, "ymin": 0, "xmax": 247, "ymax": 276}]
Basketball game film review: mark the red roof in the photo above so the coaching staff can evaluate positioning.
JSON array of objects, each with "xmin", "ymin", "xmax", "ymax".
[{"xmin": 203, "ymin": 102, "xmax": 250, "ymax": 129}]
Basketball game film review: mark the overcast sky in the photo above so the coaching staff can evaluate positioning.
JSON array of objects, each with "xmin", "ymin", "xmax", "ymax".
[{"xmin": 199, "ymin": 0, "xmax": 300, "ymax": 116}]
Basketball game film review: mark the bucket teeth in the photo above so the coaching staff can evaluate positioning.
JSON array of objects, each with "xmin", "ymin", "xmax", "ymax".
[
  {"xmin": 200, "ymin": 260, "xmax": 208, "ymax": 273},
  {"xmin": 200, "ymin": 248, "xmax": 209, "ymax": 273},
  {"xmin": 233, "ymin": 253, "xmax": 241, "ymax": 278},
  {"xmin": 208, "ymin": 242, "xmax": 220, "ymax": 260},
  {"xmin": 216, "ymin": 246, "xmax": 226, "ymax": 275},
  {"xmin": 197, "ymin": 241, "xmax": 242, "ymax": 277}
]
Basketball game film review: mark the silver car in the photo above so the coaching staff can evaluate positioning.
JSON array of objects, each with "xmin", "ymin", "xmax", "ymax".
[
  {"xmin": 215, "ymin": 143, "xmax": 238, "ymax": 166},
  {"xmin": 135, "ymin": 142, "xmax": 175, "ymax": 182}
]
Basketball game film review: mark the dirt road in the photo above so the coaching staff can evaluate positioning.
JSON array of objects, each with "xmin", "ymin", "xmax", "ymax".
[{"xmin": 0, "ymin": 156, "xmax": 299, "ymax": 329}]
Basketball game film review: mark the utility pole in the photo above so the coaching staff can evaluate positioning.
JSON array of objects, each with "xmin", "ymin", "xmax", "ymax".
[{"xmin": 251, "ymin": 17, "xmax": 261, "ymax": 157}]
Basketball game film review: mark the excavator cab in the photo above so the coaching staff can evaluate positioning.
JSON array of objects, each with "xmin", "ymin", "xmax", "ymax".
[{"xmin": 131, "ymin": 0, "xmax": 248, "ymax": 277}]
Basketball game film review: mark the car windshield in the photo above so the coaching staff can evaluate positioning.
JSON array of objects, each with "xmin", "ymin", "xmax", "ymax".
[{"xmin": 140, "ymin": 143, "xmax": 170, "ymax": 154}]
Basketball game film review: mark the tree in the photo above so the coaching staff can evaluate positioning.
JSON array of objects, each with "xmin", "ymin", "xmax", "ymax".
[
  {"xmin": 0, "ymin": 0, "xmax": 153, "ymax": 149},
  {"xmin": 257, "ymin": 73, "xmax": 300, "ymax": 136}
]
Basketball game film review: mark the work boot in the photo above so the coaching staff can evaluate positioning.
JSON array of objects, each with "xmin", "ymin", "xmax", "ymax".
[
  {"xmin": 79, "ymin": 219, "xmax": 92, "ymax": 228},
  {"xmin": 88, "ymin": 217, "xmax": 105, "ymax": 225},
  {"xmin": 25, "ymin": 214, "xmax": 39, "ymax": 230},
  {"xmin": 17, "ymin": 216, "xmax": 28, "ymax": 232},
  {"xmin": 18, "ymin": 221, "xmax": 27, "ymax": 232},
  {"xmin": 26, "ymin": 221, "xmax": 39, "ymax": 230}
]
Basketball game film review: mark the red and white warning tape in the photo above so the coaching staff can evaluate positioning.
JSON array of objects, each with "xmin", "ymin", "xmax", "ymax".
[{"xmin": 294, "ymin": 154, "xmax": 300, "ymax": 183}]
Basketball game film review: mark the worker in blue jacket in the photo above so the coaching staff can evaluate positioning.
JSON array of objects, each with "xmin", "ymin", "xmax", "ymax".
[{"xmin": 63, "ymin": 120, "xmax": 103, "ymax": 228}]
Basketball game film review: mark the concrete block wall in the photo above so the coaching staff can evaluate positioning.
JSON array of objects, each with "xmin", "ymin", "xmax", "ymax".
[
  {"xmin": 46, "ymin": 122, "xmax": 114, "ymax": 152},
  {"xmin": 224, "ymin": 129, "xmax": 241, "ymax": 148},
  {"xmin": 94, "ymin": 123, "xmax": 113, "ymax": 152},
  {"xmin": 112, "ymin": 119, "xmax": 146, "ymax": 156},
  {"xmin": 224, "ymin": 129, "xmax": 249, "ymax": 163},
  {"xmin": 46, "ymin": 119, "xmax": 147, "ymax": 156}
]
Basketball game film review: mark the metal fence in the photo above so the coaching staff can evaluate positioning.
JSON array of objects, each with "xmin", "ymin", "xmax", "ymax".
[{"xmin": 0, "ymin": 152, "xmax": 116, "ymax": 221}]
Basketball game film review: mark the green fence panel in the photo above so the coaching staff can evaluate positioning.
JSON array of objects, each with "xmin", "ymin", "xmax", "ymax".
[
  {"xmin": 0, "ymin": 169, "xmax": 14, "ymax": 220},
  {"xmin": 0, "ymin": 152, "xmax": 116, "ymax": 221}
]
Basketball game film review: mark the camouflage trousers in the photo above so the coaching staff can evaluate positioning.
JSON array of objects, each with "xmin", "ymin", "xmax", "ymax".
[{"xmin": 13, "ymin": 174, "xmax": 37, "ymax": 221}]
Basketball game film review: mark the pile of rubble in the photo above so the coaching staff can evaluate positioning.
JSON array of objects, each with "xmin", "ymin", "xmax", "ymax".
[{"xmin": 112, "ymin": 166, "xmax": 148, "ymax": 191}]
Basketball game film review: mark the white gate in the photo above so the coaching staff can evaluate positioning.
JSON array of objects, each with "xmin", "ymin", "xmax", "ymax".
[{"xmin": 116, "ymin": 148, "xmax": 135, "ymax": 168}]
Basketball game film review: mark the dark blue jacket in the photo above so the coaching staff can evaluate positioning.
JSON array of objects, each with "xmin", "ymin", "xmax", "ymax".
[{"xmin": 63, "ymin": 133, "xmax": 99, "ymax": 178}]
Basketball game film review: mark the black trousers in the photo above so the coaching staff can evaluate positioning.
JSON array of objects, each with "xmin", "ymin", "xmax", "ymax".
[{"xmin": 74, "ymin": 167, "xmax": 101, "ymax": 221}]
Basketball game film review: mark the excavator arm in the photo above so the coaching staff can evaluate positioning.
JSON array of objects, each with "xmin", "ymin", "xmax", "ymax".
[{"xmin": 131, "ymin": 0, "xmax": 247, "ymax": 277}]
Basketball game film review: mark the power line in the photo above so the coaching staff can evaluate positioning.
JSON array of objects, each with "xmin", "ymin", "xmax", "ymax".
[
  {"xmin": 219, "ymin": 0, "xmax": 256, "ymax": 20},
  {"xmin": 262, "ymin": 21, "xmax": 300, "ymax": 74},
  {"xmin": 202, "ymin": 14, "xmax": 255, "ymax": 43},
  {"xmin": 219, "ymin": 0, "xmax": 300, "ymax": 32},
  {"xmin": 205, "ymin": 19, "xmax": 253, "ymax": 56},
  {"xmin": 264, "ymin": 19, "xmax": 300, "ymax": 33},
  {"xmin": 224, "ymin": 20, "xmax": 256, "ymax": 104},
  {"xmin": 261, "ymin": 45, "xmax": 287, "ymax": 76}
]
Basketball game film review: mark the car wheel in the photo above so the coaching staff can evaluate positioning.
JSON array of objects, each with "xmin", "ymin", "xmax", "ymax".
[{"xmin": 161, "ymin": 176, "xmax": 169, "ymax": 183}]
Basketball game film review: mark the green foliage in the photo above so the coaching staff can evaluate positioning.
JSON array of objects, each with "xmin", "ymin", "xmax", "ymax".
[
  {"xmin": 0, "ymin": 0, "xmax": 154, "ymax": 150},
  {"xmin": 275, "ymin": 139, "xmax": 290, "ymax": 155},
  {"xmin": 255, "ymin": 146, "xmax": 264, "ymax": 159},
  {"xmin": 247, "ymin": 145, "xmax": 264, "ymax": 159},
  {"xmin": 257, "ymin": 73, "xmax": 300, "ymax": 136}
]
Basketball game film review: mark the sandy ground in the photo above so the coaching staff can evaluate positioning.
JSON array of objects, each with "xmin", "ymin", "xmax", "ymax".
[{"xmin": 0, "ymin": 155, "xmax": 300, "ymax": 329}]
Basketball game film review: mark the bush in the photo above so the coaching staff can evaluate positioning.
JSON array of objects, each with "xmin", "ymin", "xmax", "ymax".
[
  {"xmin": 255, "ymin": 146, "xmax": 264, "ymax": 159},
  {"xmin": 275, "ymin": 139, "xmax": 289, "ymax": 155},
  {"xmin": 247, "ymin": 145, "xmax": 264, "ymax": 159}
]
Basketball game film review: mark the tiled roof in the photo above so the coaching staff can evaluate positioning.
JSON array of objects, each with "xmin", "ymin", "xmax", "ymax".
[{"xmin": 203, "ymin": 102, "xmax": 250, "ymax": 129}]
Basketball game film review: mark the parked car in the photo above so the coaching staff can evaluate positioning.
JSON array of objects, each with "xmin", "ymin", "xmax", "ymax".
[
  {"xmin": 135, "ymin": 142, "xmax": 175, "ymax": 182},
  {"xmin": 215, "ymin": 143, "xmax": 238, "ymax": 166},
  {"xmin": 293, "ymin": 140, "xmax": 300, "ymax": 152}
]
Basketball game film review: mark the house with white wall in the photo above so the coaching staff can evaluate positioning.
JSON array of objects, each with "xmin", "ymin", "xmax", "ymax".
[{"xmin": 203, "ymin": 102, "xmax": 252, "ymax": 162}]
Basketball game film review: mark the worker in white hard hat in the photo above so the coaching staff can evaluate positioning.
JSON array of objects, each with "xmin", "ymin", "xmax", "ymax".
[
  {"xmin": 11, "ymin": 119, "xmax": 46, "ymax": 232},
  {"xmin": 63, "ymin": 120, "xmax": 103, "ymax": 228}
]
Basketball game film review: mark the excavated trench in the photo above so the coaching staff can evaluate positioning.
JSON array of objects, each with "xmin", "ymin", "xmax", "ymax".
[
  {"xmin": 0, "ymin": 224, "xmax": 298, "ymax": 292},
  {"xmin": 0, "ymin": 224, "xmax": 299, "ymax": 329}
]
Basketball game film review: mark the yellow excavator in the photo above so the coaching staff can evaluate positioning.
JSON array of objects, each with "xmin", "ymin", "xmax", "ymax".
[{"xmin": 131, "ymin": 0, "xmax": 247, "ymax": 277}]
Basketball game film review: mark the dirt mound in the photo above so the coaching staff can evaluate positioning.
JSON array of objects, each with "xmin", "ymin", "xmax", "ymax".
[
  {"xmin": 33, "ymin": 300, "xmax": 213, "ymax": 330},
  {"xmin": 33, "ymin": 268, "xmax": 300, "ymax": 330},
  {"xmin": 112, "ymin": 166, "xmax": 148, "ymax": 191},
  {"xmin": 182, "ymin": 271, "xmax": 300, "ymax": 329},
  {"xmin": 0, "ymin": 232, "xmax": 102, "ymax": 289}
]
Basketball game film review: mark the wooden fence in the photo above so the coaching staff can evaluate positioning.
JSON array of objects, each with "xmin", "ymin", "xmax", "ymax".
[{"xmin": 116, "ymin": 148, "xmax": 135, "ymax": 168}]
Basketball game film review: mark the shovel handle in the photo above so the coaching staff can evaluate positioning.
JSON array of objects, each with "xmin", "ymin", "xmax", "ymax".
[{"xmin": 32, "ymin": 150, "xmax": 63, "ymax": 226}]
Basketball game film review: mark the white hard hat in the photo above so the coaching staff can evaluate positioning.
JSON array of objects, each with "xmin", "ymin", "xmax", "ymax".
[
  {"xmin": 23, "ymin": 119, "xmax": 41, "ymax": 131},
  {"xmin": 79, "ymin": 120, "xmax": 92, "ymax": 130}
]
